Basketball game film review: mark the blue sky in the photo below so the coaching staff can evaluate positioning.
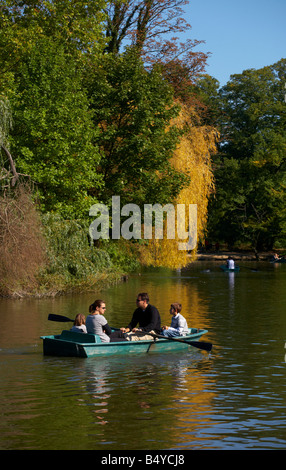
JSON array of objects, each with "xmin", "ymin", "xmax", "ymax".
[{"xmin": 183, "ymin": 0, "xmax": 286, "ymax": 86}]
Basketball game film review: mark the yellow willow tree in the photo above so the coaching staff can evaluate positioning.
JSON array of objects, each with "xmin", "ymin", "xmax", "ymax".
[{"xmin": 139, "ymin": 103, "xmax": 218, "ymax": 269}]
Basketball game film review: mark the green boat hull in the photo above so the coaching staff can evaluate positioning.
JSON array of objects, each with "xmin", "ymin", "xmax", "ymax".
[
  {"xmin": 220, "ymin": 264, "xmax": 240, "ymax": 272},
  {"xmin": 41, "ymin": 328, "xmax": 208, "ymax": 358}
]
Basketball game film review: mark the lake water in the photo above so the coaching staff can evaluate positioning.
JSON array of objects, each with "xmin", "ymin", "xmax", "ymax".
[{"xmin": 0, "ymin": 261, "xmax": 286, "ymax": 451}]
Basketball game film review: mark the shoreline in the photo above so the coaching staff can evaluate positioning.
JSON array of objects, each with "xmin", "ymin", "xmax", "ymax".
[
  {"xmin": 1, "ymin": 250, "xmax": 281, "ymax": 299},
  {"xmin": 194, "ymin": 251, "xmax": 275, "ymax": 261}
]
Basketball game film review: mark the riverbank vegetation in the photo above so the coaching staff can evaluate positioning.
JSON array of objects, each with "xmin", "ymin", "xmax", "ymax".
[
  {"xmin": 1, "ymin": 1, "xmax": 285, "ymax": 297},
  {"xmin": 197, "ymin": 62, "xmax": 286, "ymax": 251}
]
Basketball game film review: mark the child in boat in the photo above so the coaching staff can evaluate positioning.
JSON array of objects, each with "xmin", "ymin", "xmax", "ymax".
[
  {"xmin": 70, "ymin": 313, "xmax": 87, "ymax": 333},
  {"xmin": 161, "ymin": 303, "xmax": 189, "ymax": 337}
]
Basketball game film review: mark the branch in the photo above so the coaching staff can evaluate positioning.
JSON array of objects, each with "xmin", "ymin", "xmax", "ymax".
[{"xmin": 1, "ymin": 145, "xmax": 19, "ymax": 187}]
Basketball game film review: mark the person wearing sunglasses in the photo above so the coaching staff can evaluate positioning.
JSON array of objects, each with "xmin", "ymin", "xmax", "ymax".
[
  {"xmin": 86, "ymin": 299, "xmax": 127, "ymax": 342},
  {"xmin": 120, "ymin": 292, "xmax": 161, "ymax": 340}
]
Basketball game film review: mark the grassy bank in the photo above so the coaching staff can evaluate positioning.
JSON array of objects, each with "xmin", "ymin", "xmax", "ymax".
[{"xmin": 0, "ymin": 212, "xmax": 141, "ymax": 298}]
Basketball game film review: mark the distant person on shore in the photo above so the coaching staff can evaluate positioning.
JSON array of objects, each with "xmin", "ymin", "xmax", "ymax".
[
  {"xmin": 161, "ymin": 303, "xmax": 189, "ymax": 337},
  {"xmin": 226, "ymin": 256, "xmax": 235, "ymax": 269},
  {"xmin": 70, "ymin": 314, "xmax": 87, "ymax": 333}
]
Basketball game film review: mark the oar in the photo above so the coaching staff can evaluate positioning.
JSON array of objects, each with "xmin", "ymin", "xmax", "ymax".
[
  {"xmin": 48, "ymin": 315, "xmax": 212, "ymax": 352},
  {"xmin": 48, "ymin": 313, "xmax": 74, "ymax": 323},
  {"xmin": 137, "ymin": 331, "xmax": 212, "ymax": 352}
]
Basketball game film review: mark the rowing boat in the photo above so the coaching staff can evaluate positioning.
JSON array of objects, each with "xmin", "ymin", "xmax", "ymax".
[
  {"xmin": 41, "ymin": 328, "xmax": 209, "ymax": 358},
  {"xmin": 220, "ymin": 264, "xmax": 240, "ymax": 272}
]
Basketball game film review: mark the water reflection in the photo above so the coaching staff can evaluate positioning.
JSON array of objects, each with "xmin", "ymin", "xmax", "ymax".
[
  {"xmin": 1, "ymin": 262, "xmax": 286, "ymax": 450},
  {"xmin": 65, "ymin": 352, "xmax": 216, "ymax": 450}
]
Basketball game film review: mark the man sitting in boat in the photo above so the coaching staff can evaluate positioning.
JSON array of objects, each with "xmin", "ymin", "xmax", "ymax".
[
  {"xmin": 226, "ymin": 256, "xmax": 235, "ymax": 269},
  {"xmin": 120, "ymin": 292, "xmax": 161, "ymax": 341},
  {"xmin": 161, "ymin": 303, "xmax": 189, "ymax": 338}
]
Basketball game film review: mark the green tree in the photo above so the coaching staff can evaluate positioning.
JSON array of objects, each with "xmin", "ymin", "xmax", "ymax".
[
  {"xmin": 10, "ymin": 37, "xmax": 102, "ymax": 217},
  {"xmin": 89, "ymin": 50, "xmax": 188, "ymax": 207},
  {"xmin": 207, "ymin": 59, "xmax": 286, "ymax": 250},
  {"xmin": 195, "ymin": 74, "xmax": 221, "ymax": 126},
  {"xmin": 0, "ymin": 0, "xmax": 109, "ymax": 217},
  {"xmin": 0, "ymin": 0, "xmax": 107, "ymax": 95},
  {"xmin": 0, "ymin": 0, "xmax": 107, "ymax": 54}
]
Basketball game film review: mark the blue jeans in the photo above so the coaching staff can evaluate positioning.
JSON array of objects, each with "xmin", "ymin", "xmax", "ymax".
[{"xmin": 162, "ymin": 329, "xmax": 181, "ymax": 338}]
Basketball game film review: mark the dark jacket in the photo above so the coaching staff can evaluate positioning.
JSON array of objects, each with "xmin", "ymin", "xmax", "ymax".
[{"xmin": 127, "ymin": 304, "xmax": 161, "ymax": 333}]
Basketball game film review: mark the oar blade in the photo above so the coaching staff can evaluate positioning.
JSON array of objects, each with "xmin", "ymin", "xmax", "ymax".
[
  {"xmin": 189, "ymin": 340, "xmax": 212, "ymax": 352},
  {"xmin": 48, "ymin": 314, "xmax": 74, "ymax": 323}
]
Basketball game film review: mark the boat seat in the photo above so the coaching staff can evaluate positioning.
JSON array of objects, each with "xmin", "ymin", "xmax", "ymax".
[{"xmin": 60, "ymin": 330, "xmax": 102, "ymax": 343}]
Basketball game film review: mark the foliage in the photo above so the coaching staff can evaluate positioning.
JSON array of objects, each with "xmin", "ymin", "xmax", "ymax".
[
  {"xmin": 105, "ymin": 0, "xmax": 190, "ymax": 51},
  {"xmin": 0, "ymin": 96, "xmax": 12, "ymax": 148},
  {"xmin": 89, "ymin": 50, "xmax": 187, "ymax": 207},
  {"xmin": 9, "ymin": 37, "xmax": 102, "ymax": 217},
  {"xmin": 206, "ymin": 60, "xmax": 286, "ymax": 250},
  {"xmin": 39, "ymin": 213, "xmax": 140, "ymax": 295},
  {"xmin": 0, "ymin": 0, "xmax": 107, "ymax": 58},
  {"xmin": 98, "ymin": 239, "xmax": 141, "ymax": 272},
  {"xmin": 194, "ymin": 74, "xmax": 221, "ymax": 126},
  {"xmin": 0, "ymin": 183, "xmax": 46, "ymax": 297},
  {"xmin": 104, "ymin": 0, "xmax": 208, "ymax": 106},
  {"xmin": 139, "ymin": 103, "xmax": 218, "ymax": 268},
  {"xmin": 0, "ymin": 0, "xmax": 109, "ymax": 217},
  {"xmin": 42, "ymin": 214, "xmax": 110, "ymax": 276},
  {"xmin": 0, "ymin": 96, "xmax": 17, "ymax": 189},
  {"xmin": 0, "ymin": 0, "xmax": 219, "ymax": 291},
  {"xmin": 172, "ymin": 105, "xmax": 217, "ymax": 238}
]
